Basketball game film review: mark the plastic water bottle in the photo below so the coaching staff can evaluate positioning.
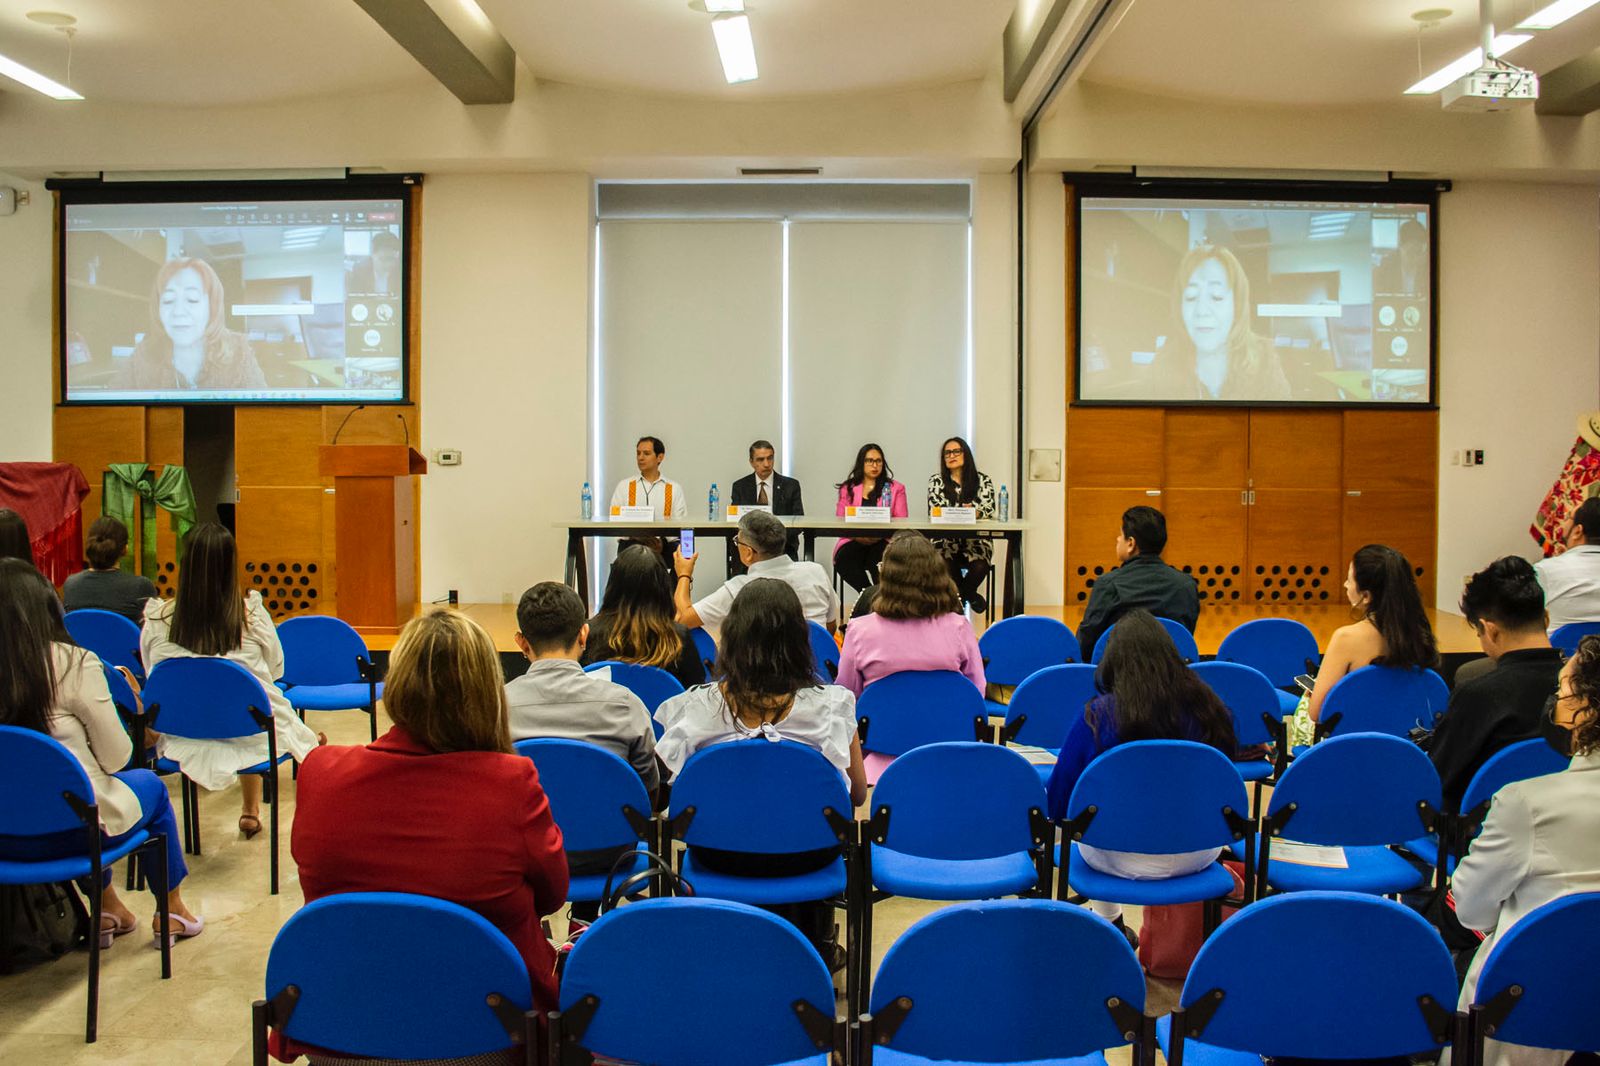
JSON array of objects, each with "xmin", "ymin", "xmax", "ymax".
[
  {"xmin": 998, "ymin": 484, "xmax": 1010, "ymax": 523},
  {"xmin": 580, "ymin": 482, "xmax": 593, "ymax": 521},
  {"xmin": 708, "ymin": 483, "xmax": 719, "ymax": 520}
]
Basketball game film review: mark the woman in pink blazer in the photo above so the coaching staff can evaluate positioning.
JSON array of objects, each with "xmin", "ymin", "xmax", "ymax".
[{"xmin": 833, "ymin": 443, "xmax": 908, "ymax": 596}]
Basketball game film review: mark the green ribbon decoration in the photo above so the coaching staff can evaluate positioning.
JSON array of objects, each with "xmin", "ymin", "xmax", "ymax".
[{"xmin": 102, "ymin": 464, "xmax": 198, "ymax": 579}]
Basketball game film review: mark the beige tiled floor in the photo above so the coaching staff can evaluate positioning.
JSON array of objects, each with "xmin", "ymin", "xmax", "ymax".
[{"xmin": 0, "ymin": 706, "xmax": 1174, "ymax": 1064}]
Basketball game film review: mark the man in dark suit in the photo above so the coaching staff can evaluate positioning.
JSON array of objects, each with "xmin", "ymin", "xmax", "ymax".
[{"xmin": 728, "ymin": 439, "xmax": 803, "ymax": 574}]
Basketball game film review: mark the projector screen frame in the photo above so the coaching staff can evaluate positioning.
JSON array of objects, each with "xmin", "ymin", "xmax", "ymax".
[
  {"xmin": 51, "ymin": 175, "xmax": 419, "ymax": 408},
  {"xmin": 1069, "ymin": 176, "xmax": 1444, "ymax": 411}
]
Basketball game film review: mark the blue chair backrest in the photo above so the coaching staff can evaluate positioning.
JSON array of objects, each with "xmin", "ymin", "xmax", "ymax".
[
  {"xmin": 689, "ymin": 627, "xmax": 718, "ymax": 672},
  {"xmin": 561, "ymin": 897, "xmax": 834, "ymax": 1066},
  {"xmin": 142, "ymin": 657, "xmax": 275, "ymax": 741},
  {"xmin": 264, "ymin": 892, "xmax": 531, "ymax": 1061},
  {"xmin": 1004, "ymin": 663, "xmax": 1098, "ymax": 748},
  {"xmin": 669, "ymin": 739, "xmax": 850, "ymax": 854},
  {"xmin": 583, "ymin": 660, "xmax": 685, "ymax": 714},
  {"xmin": 277, "ymin": 614, "xmax": 372, "ymax": 687},
  {"xmin": 1320, "ymin": 664, "xmax": 1448, "ymax": 738},
  {"xmin": 514, "ymin": 738, "xmax": 651, "ymax": 853},
  {"xmin": 979, "ymin": 615, "xmax": 1081, "ymax": 685},
  {"xmin": 102, "ymin": 663, "xmax": 138, "ymax": 720},
  {"xmin": 1215, "ymin": 617, "xmax": 1320, "ymax": 688},
  {"xmin": 1267, "ymin": 732, "xmax": 1441, "ymax": 845},
  {"xmin": 872, "ymin": 742, "xmax": 1045, "ymax": 861},
  {"xmin": 870, "ymin": 900, "xmax": 1144, "ymax": 1061},
  {"xmin": 1550, "ymin": 621, "xmax": 1600, "ymax": 656},
  {"xmin": 1182, "ymin": 892, "xmax": 1458, "ymax": 1059},
  {"xmin": 1091, "ymin": 616, "xmax": 1198, "ymax": 664},
  {"xmin": 1065, "ymin": 740, "xmax": 1250, "ymax": 854},
  {"xmin": 1460, "ymin": 737, "xmax": 1569, "ymax": 819},
  {"xmin": 1191, "ymin": 660, "xmax": 1279, "ymax": 748},
  {"xmin": 856, "ymin": 669, "xmax": 987, "ymax": 756},
  {"xmin": 0, "ymin": 724, "xmax": 97, "ymax": 836},
  {"xmin": 807, "ymin": 621, "xmax": 840, "ymax": 682},
  {"xmin": 64, "ymin": 608, "xmax": 143, "ymax": 679},
  {"xmin": 1474, "ymin": 892, "xmax": 1600, "ymax": 1052}
]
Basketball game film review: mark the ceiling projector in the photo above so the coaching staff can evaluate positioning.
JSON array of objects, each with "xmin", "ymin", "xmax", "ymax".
[{"xmin": 1442, "ymin": 60, "xmax": 1539, "ymax": 111}]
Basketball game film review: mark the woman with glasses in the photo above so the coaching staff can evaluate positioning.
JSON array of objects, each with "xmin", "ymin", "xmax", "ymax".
[
  {"xmin": 833, "ymin": 443, "xmax": 908, "ymax": 597},
  {"xmin": 927, "ymin": 436, "xmax": 998, "ymax": 613}
]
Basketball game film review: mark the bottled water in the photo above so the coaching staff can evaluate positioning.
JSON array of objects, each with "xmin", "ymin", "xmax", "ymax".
[
  {"xmin": 708, "ymin": 483, "xmax": 719, "ymax": 520},
  {"xmin": 998, "ymin": 484, "xmax": 1010, "ymax": 523},
  {"xmin": 580, "ymin": 482, "xmax": 593, "ymax": 521}
]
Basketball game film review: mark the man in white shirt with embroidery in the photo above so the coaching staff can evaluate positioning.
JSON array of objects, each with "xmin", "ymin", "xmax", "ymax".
[
  {"xmin": 1536, "ymin": 497, "xmax": 1600, "ymax": 631},
  {"xmin": 610, "ymin": 435, "xmax": 687, "ymax": 567},
  {"xmin": 674, "ymin": 511, "xmax": 839, "ymax": 642}
]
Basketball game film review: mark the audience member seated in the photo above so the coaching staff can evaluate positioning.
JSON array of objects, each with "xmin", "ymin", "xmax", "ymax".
[
  {"xmin": 1534, "ymin": 495, "xmax": 1600, "ymax": 632},
  {"xmin": 1452, "ymin": 636, "xmax": 1600, "ymax": 1066},
  {"xmin": 1044, "ymin": 609, "xmax": 1237, "ymax": 945},
  {"xmin": 0, "ymin": 507, "xmax": 33, "ymax": 565},
  {"xmin": 0, "ymin": 559, "xmax": 200, "ymax": 946},
  {"xmin": 291, "ymin": 609, "xmax": 568, "ymax": 1031},
  {"xmin": 140, "ymin": 523, "xmax": 320, "ymax": 838},
  {"xmin": 61, "ymin": 515, "xmax": 157, "ymax": 624},
  {"xmin": 581, "ymin": 544, "xmax": 706, "ymax": 688},
  {"xmin": 833, "ymin": 442, "xmax": 908, "ymax": 596},
  {"xmin": 674, "ymin": 511, "xmax": 838, "ymax": 640},
  {"xmin": 927, "ymin": 436, "xmax": 998, "ymax": 613},
  {"xmin": 1293, "ymin": 543, "xmax": 1438, "ymax": 746},
  {"xmin": 1074, "ymin": 506, "xmax": 1199, "ymax": 659},
  {"xmin": 836, "ymin": 531, "xmax": 985, "ymax": 696},
  {"xmin": 1430, "ymin": 557, "xmax": 1563, "ymax": 811}
]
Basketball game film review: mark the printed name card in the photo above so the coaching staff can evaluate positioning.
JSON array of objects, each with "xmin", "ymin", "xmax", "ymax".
[
  {"xmin": 930, "ymin": 506, "xmax": 977, "ymax": 525},
  {"xmin": 609, "ymin": 505, "xmax": 656, "ymax": 522},
  {"xmin": 845, "ymin": 506, "xmax": 892, "ymax": 523},
  {"xmin": 726, "ymin": 504, "xmax": 772, "ymax": 520},
  {"xmin": 1270, "ymin": 841, "xmax": 1349, "ymax": 868}
]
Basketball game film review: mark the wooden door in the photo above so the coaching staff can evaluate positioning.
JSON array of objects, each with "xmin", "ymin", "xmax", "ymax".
[
  {"xmin": 1247, "ymin": 411, "xmax": 1344, "ymax": 604},
  {"xmin": 1342, "ymin": 410, "xmax": 1438, "ymax": 603},
  {"xmin": 1164, "ymin": 410, "xmax": 1248, "ymax": 605},
  {"xmin": 1065, "ymin": 407, "xmax": 1164, "ymax": 608}
]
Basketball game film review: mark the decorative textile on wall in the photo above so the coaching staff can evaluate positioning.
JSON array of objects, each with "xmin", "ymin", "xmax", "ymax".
[
  {"xmin": 0, "ymin": 462, "xmax": 90, "ymax": 585},
  {"xmin": 1532, "ymin": 436, "xmax": 1600, "ymax": 555},
  {"xmin": 102, "ymin": 464, "xmax": 197, "ymax": 579}
]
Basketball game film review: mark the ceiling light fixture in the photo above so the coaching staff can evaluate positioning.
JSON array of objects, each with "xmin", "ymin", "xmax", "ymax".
[
  {"xmin": 0, "ymin": 50, "xmax": 81, "ymax": 100},
  {"xmin": 1516, "ymin": 0, "xmax": 1600, "ymax": 29},
  {"xmin": 711, "ymin": 13, "xmax": 758, "ymax": 84},
  {"xmin": 1404, "ymin": 33, "xmax": 1530, "ymax": 93},
  {"xmin": 704, "ymin": 0, "xmax": 745, "ymax": 11}
]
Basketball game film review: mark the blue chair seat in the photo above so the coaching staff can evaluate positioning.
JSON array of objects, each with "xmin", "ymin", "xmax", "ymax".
[
  {"xmin": 1060, "ymin": 843, "xmax": 1236, "ymax": 905},
  {"xmin": 1155, "ymin": 1015, "xmax": 1262, "ymax": 1066},
  {"xmin": 679, "ymin": 852, "xmax": 847, "ymax": 905},
  {"xmin": 285, "ymin": 681, "xmax": 383, "ymax": 712},
  {"xmin": 1234, "ymin": 759, "xmax": 1273, "ymax": 782},
  {"xmin": 873, "ymin": 1049, "xmax": 1108, "ymax": 1066},
  {"xmin": 0, "ymin": 828, "xmax": 152, "ymax": 885},
  {"xmin": 872, "ymin": 847, "xmax": 1040, "ymax": 901},
  {"xmin": 983, "ymin": 697, "xmax": 1008, "ymax": 718},
  {"xmin": 1260, "ymin": 842, "xmax": 1425, "ymax": 894},
  {"xmin": 1397, "ymin": 835, "xmax": 1457, "ymax": 878},
  {"xmin": 568, "ymin": 846, "xmax": 651, "ymax": 904},
  {"xmin": 1276, "ymin": 690, "xmax": 1300, "ymax": 714}
]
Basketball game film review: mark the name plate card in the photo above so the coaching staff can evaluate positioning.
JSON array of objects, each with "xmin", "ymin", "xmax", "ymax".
[
  {"xmin": 929, "ymin": 506, "xmax": 977, "ymax": 525},
  {"xmin": 845, "ymin": 506, "xmax": 892, "ymax": 523},
  {"xmin": 609, "ymin": 506, "xmax": 656, "ymax": 522},
  {"xmin": 726, "ymin": 504, "xmax": 773, "ymax": 520}
]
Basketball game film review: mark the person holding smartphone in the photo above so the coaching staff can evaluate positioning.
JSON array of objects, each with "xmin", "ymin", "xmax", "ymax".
[{"xmin": 674, "ymin": 511, "xmax": 837, "ymax": 644}]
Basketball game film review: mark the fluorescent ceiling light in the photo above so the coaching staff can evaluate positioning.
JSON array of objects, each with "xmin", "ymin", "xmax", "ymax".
[
  {"xmin": 0, "ymin": 51, "xmax": 82, "ymax": 100},
  {"xmin": 712, "ymin": 13, "xmax": 758, "ymax": 84},
  {"xmin": 704, "ymin": 0, "xmax": 744, "ymax": 10},
  {"xmin": 1404, "ymin": 34, "xmax": 1531, "ymax": 94},
  {"xmin": 1517, "ymin": 0, "xmax": 1600, "ymax": 29}
]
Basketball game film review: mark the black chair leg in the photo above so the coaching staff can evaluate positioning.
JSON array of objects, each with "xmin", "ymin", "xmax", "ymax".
[
  {"xmin": 268, "ymin": 769, "xmax": 280, "ymax": 896},
  {"xmin": 369, "ymin": 704, "xmax": 378, "ymax": 742},
  {"xmin": 150, "ymin": 835, "xmax": 172, "ymax": 980},
  {"xmin": 85, "ymin": 863, "xmax": 102, "ymax": 1043},
  {"xmin": 251, "ymin": 999, "xmax": 270, "ymax": 1066}
]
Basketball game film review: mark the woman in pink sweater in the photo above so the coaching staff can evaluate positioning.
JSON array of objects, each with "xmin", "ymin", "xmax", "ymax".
[{"xmin": 837, "ymin": 532, "xmax": 985, "ymax": 696}]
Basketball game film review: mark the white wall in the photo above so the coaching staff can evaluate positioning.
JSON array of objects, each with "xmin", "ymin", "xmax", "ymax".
[
  {"xmin": 0, "ymin": 172, "xmax": 57, "ymax": 461},
  {"xmin": 1023, "ymin": 170, "xmax": 1067, "ymax": 606}
]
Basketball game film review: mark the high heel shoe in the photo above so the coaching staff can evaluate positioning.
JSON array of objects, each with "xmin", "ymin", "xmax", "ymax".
[
  {"xmin": 238, "ymin": 813, "xmax": 263, "ymax": 839},
  {"xmin": 153, "ymin": 912, "xmax": 205, "ymax": 948},
  {"xmin": 98, "ymin": 913, "xmax": 137, "ymax": 949}
]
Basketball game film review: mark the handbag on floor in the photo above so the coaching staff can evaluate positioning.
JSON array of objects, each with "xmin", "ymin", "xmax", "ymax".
[{"xmin": 1136, "ymin": 859, "xmax": 1245, "ymax": 980}]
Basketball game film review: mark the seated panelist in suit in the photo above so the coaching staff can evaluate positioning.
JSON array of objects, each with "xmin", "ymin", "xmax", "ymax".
[{"xmin": 729, "ymin": 439, "xmax": 803, "ymax": 575}]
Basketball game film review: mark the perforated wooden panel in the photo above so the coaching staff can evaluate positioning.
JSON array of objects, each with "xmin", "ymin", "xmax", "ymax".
[
  {"xmin": 1252, "ymin": 563, "xmax": 1336, "ymax": 604},
  {"xmin": 1178, "ymin": 563, "xmax": 1244, "ymax": 603},
  {"xmin": 1071, "ymin": 562, "xmax": 1116, "ymax": 604},
  {"xmin": 242, "ymin": 559, "xmax": 323, "ymax": 620}
]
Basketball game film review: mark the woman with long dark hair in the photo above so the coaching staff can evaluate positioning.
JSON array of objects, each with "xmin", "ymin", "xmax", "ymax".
[
  {"xmin": 833, "ymin": 443, "xmax": 908, "ymax": 595},
  {"xmin": 141, "ymin": 523, "xmax": 319, "ymax": 837},
  {"xmin": 581, "ymin": 544, "xmax": 706, "ymax": 688},
  {"xmin": 0, "ymin": 508, "xmax": 33, "ymax": 566},
  {"xmin": 1045, "ymin": 609, "xmax": 1238, "ymax": 937},
  {"xmin": 926, "ymin": 436, "xmax": 999, "ymax": 612},
  {"xmin": 62, "ymin": 515, "xmax": 157, "ymax": 624},
  {"xmin": 0, "ymin": 559, "xmax": 201, "ymax": 945}
]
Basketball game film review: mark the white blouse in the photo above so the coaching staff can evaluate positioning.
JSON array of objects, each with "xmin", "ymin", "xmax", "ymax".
[
  {"xmin": 47, "ymin": 643, "xmax": 141, "ymax": 836},
  {"xmin": 654, "ymin": 682, "xmax": 857, "ymax": 779},
  {"xmin": 141, "ymin": 591, "xmax": 319, "ymax": 791}
]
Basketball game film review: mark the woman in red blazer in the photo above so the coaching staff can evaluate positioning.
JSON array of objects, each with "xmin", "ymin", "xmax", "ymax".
[{"xmin": 291, "ymin": 609, "xmax": 568, "ymax": 1022}]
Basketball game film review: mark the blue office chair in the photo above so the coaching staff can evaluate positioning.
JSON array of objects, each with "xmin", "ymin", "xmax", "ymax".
[
  {"xmin": 1253, "ymin": 732, "xmax": 1442, "ymax": 898},
  {"xmin": 1191, "ymin": 660, "xmax": 1283, "ymax": 808},
  {"xmin": 998, "ymin": 663, "xmax": 1098, "ymax": 778},
  {"xmin": 1091, "ymin": 616, "xmax": 1198, "ymax": 665},
  {"xmin": 1317, "ymin": 664, "xmax": 1450, "ymax": 741},
  {"xmin": 856, "ymin": 670, "xmax": 991, "ymax": 758},
  {"xmin": 808, "ymin": 620, "xmax": 841, "ymax": 682},
  {"xmin": 584, "ymin": 660, "xmax": 685, "ymax": 739},
  {"xmin": 1215, "ymin": 617, "xmax": 1320, "ymax": 715},
  {"xmin": 64, "ymin": 608, "xmax": 145, "ymax": 684},
  {"xmin": 1550, "ymin": 620, "xmax": 1600, "ymax": 656},
  {"xmin": 143, "ymin": 658, "xmax": 290, "ymax": 893},
  {"xmin": 513, "ymin": 739, "xmax": 655, "ymax": 904},
  {"xmin": 978, "ymin": 615, "xmax": 1081, "ymax": 716},
  {"xmin": 252, "ymin": 892, "xmax": 537, "ymax": 1066},
  {"xmin": 1160, "ymin": 892, "xmax": 1460, "ymax": 1066},
  {"xmin": 555, "ymin": 897, "xmax": 842, "ymax": 1066},
  {"xmin": 688, "ymin": 626, "xmax": 718, "ymax": 676},
  {"xmin": 0, "ymin": 725, "xmax": 172, "ymax": 1043},
  {"xmin": 861, "ymin": 899, "xmax": 1150, "ymax": 1066},
  {"xmin": 1469, "ymin": 892, "xmax": 1600, "ymax": 1062},
  {"xmin": 1059, "ymin": 740, "xmax": 1253, "ymax": 916},
  {"xmin": 276, "ymin": 615, "xmax": 382, "ymax": 742}
]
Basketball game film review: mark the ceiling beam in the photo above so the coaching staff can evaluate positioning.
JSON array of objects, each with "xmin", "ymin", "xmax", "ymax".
[
  {"xmin": 1536, "ymin": 47, "xmax": 1600, "ymax": 115},
  {"xmin": 350, "ymin": 0, "xmax": 515, "ymax": 105}
]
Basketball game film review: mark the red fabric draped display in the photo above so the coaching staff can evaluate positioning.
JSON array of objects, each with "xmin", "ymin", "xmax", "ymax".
[{"xmin": 0, "ymin": 462, "xmax": 91, "ymax": 585}]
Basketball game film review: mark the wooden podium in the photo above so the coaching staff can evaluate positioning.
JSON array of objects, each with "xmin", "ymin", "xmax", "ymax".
[{"xmin": 319, "ymin": 444, "xmax": 427, "ymax": 635}]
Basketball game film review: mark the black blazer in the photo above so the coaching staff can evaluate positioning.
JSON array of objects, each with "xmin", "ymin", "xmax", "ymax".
[{"xmin": 730, "ymin": 472, "xmax": 804, "ymax": 516}]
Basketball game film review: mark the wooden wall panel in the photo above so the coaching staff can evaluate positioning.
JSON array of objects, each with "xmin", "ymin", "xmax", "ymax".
[
  {"xmin": 1344, "ymin": 410, "xmax": 1437, "ymax": 493},
  {"xmin": 1065, "ymin": 487, "xmax": 1162, "ymax": 607},
  {"xmin": 1163, "ymin": 488, "xmax": 1248, "ymax": 605},
  {"xmin": 1250, "ymin": 410, "xmax": 1342, "ymax": 488},
  {"xmin": 1248, "ymin": 489, "xmax": 1343, "ymax": 605},
  {"xmin": 1343, "ymin": 492, "xmax": 1438, "ymax": 605},
  {"xmin": 1066, "ymin": 408, "xmax": 1165, "ymax": 488},
  {"xmin": 1165, "ymin": 410, "xmax": 1247, "ymax": 488}
]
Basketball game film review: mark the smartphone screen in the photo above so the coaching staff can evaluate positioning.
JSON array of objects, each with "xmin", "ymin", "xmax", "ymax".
[{"xmin": 680, "ymin": 528, "xmax": 696, "ymax": 558}]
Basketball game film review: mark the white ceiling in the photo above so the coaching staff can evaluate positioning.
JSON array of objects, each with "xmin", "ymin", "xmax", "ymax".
[{"xmin": 1084, "ymin": 0, "xmax": 1600, "ymax": 105}]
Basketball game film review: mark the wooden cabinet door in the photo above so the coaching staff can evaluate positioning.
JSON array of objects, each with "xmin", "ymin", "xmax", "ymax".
[
  {"xmin": 1247, "ymin": 411, "xmax": 1344, "ymax": 602},
  {"xmin": 1065, "ymin": 407, "xmax": 1167, "ymax": 608},
  {"xmin": 1065, "ymin": 487, "xmax": 1164, "ymax": 609},
  {"xmin": 1342, "ymin": 409, "xmax": 1438, "ymax": 604},
  {"xmin": 1163, "ymin": 409, "xmax": 1249, "ymax": 606}
]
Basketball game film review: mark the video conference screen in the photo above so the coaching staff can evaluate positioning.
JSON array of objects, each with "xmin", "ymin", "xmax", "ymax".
[
  {"xmin": 1077, "ymin": 191, "xmax": 1434, "ymax": 406},
  {"xmin": 61, "ymin": 192, "xmax": 408, "ymax": 404}
]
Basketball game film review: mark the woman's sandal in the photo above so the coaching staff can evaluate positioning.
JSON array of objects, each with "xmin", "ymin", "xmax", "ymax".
[
  {"xmin": 99, "ymin": 913, "xmax": 137, "ymax": 950},
  {"xmin": 238, "ymin": 813, "xmax": 263, "ymax": 839},
  {"xmin": 152, "ymin": 912, "xmax": 205, "ymax": 948}
]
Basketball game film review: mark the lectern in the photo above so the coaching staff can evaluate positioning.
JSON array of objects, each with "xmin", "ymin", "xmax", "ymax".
[{"xmin": 319, "ymin": 445, "xmax": 427, "ymax": 634}]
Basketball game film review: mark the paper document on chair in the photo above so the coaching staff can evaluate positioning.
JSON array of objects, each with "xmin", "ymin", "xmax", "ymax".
[
  {"xmin": 1008, "ymin": 744, "xmax": 1059, "ymax": 766},
  {"xmin": 1271, "ymin": 841, "xmax": 1348, "ymax": 868}
]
